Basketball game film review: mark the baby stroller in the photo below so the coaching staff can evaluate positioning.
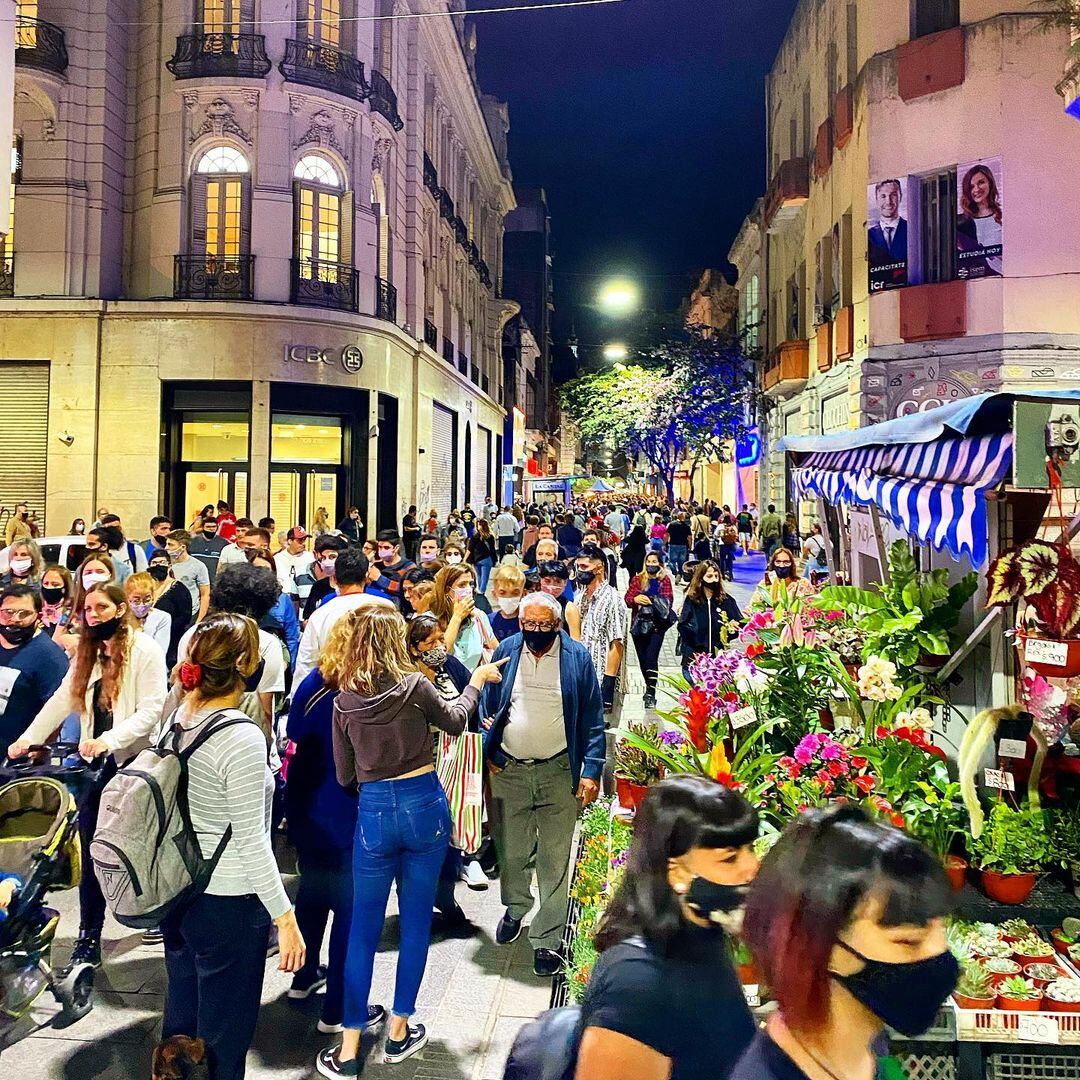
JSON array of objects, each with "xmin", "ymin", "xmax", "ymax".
[{"xmin": 0, "ymin": 743, "xmax": 100, "ymax": 1040}]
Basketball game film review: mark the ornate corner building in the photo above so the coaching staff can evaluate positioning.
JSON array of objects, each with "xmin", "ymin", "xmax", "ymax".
[{"xmin": 3, "ymin": 0, "xmax": 515, "ymax": 533}]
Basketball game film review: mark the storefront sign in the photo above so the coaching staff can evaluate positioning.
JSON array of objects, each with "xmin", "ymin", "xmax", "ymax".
[
  {"xmin": 284, "ymin": 344, "xmax": 364, "ymax": 374},
  {"xmin": 821, "ymin": 393, "xmax": 851, "ymax": 436}
]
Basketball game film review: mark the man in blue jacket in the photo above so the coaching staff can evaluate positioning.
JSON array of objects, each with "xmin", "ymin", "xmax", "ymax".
[{"xmin": 480, "ymin": 591, "xmax": 606, "ymax": 978}]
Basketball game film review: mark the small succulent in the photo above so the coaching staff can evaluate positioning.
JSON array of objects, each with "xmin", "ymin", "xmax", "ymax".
[
  {"xmin": 1000, "ymin": 918, "xmax": 1036, "ymax": 938},
  {"xmin": 1046, "ymin": 978, "xmax": 1080, "ymax": 1003},
  {"xmin": 1014, "ymin": 933, "xmax": 1054, "ymax": 957},
  {"xmin": 954, "ymin": 961, "xmax": 994, "ymax": 1000},
  {"xmin": 984, "ymin": 957, "xmax": 1021, "ymax": 975},
  {"xmin": 997, "ymin": 975, "xmax": 1040, "ymax": 1000},
  {"xmin": 1026, "ymin": 963, "xmax": 1064, "ymax": 982},
  {"xmin": 974, "ymin": 939, "xmax": 1014, "ymax": 959}
]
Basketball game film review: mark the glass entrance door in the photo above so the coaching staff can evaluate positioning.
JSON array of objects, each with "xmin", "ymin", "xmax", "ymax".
[
  {"xmin": 269, "ymin": 469, "xmax": 340, "ymax": 531},
  {"xmin": 183, "ymin": 467, "xmax": 248, "ymax": 528},
  {"xmin": 270, "ymin": 413, "xmax": 346, "ymax": 529}
]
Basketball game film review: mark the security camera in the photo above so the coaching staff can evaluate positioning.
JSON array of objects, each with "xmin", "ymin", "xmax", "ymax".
[
  {"xmin": 1047, "ymin": 407, "xmax": 1080, "ymax": 453},
  {"xmin": 418, "ymin": 447, "xmax": 426, "ymax": 455},
  {"xmin": 58, "ymin": 431, "xmax": 75, "ymax": 446}
]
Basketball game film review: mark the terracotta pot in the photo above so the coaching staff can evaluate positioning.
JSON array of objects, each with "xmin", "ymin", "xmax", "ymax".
[
  {"xmin": 985, "ymin": 962, "xmax": 1022, "ymax": 986},
  {"xmin": 614, "ymin": 776, "xmax": 649, "ymax": 813},
  {"xmin": 945, "ymin": 855, "xmax": 968, "ymax": 891},
  {"xmin": 1051, "ymin": 929, "xmax": 1075, "ymax": 955},
  {"xmin": 1015, "ymin": 950, "xmax": 1057, "ymax": 970},
  {"xmin": 1024, "ymin": 963, "xmax": 1065, "ymax": 989},
  {"xmin": 952, "ymin": 991, "xmax": 996, "ymax": 1010},
  {"xmin": 1022, "ymin": 635, "xmax": 1080, "ymax": 678},
  {"xmin": 981, "ymin": 870, "xmax": 1038, "ymax": 905},
  {"xmin": 1046, "ymin": 995, "xmax": 1080, "ymax": 1014},
  {"xmin": 996, "ymin": 992, "xmax": 1043, "ymax": 1011},
  {"xmin": 736, "ymin": 961, "xmax": 759, "ymax": 986}
]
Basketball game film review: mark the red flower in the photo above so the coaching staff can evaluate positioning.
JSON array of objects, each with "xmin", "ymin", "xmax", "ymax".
[
  {"xmin": 827, "ymin": 760, "xmax": 844, "ymax": 778},
  {"xmin": 746, "ymin": 642, "xmax": 765, "ymax": 659},
  {"xmin": 893, "ymin": 726, "xmax": 912, "ymax": 742},
  {"xmin": 875, "ymin": 726, "xmax": 888, "ymax": 740},
  {"xmin": 924, "ymin": 743, "xmax": 948, "ymax": 761},
  {"xmin": 853, "ymin": 775, "xmax": 875, "ymax": 793},
  {"xmin": 851, "ymin": 756, "xmax": 868, "ymax": 769},
  {"xmin": 890, "ymin": 813, "xmax": 905, "ymax": 828},
  {"xmin": 685, "ymin": 687, "xmax": 712, "ymax": 752},
  {"xmin": 788, "ymin": 764, "xmax": 802, "ymax": 780}
]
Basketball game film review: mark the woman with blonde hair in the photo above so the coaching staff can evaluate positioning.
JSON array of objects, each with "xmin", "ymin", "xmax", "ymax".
[
  {"xmin": 1, "ymin": 537, "xmax": 43, "ymax": 591},
  {"xmin": 320, "ymin": 605, "xmax": 505, "ymax": 1074},
  {"xmin": 8, "ymin": 581, "xmax": 168, "ymax": 967},
  {"xmin": 124, "ymin": 571, "xmax": 172, "ymax": 657},
  {"xmin": 312, "ymin": 506, "xmax": 331, "ymax": 538},
  {"xmin": 430, "ymin": 564, "xmax": 497, "ymax": 670},
  {"xmin": 160, "ymin": 612, "xmax": 304, "ymax": 1080}
]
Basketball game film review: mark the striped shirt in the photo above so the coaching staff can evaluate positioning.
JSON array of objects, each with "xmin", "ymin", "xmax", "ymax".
[{"xmin": 174, "ymin": 703, "xmax": 290, "ymax": 920}]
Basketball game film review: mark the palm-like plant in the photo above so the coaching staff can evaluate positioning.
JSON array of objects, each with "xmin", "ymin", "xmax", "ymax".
[{"xmin": 1037, "ymin": 1, "xmax": 1080, "ymax": 97}]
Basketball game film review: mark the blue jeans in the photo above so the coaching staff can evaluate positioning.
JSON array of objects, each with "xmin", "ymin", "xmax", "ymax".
[
  {"xmin": 668, "ymin": 544, "xmax": 688, "ymax": 574},
  {"xmin": 344, "ymin": 771, "xmax": 451, "ymax": 1028},
  {"xmin": 474, "ymin": 557, "xmax": 493, "ymax": 594}
]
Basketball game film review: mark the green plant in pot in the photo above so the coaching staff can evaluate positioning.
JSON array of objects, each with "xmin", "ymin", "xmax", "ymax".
[
  {"xmin": 995, "ymin": 974, "xmax": 1043, "ymax": 1011},
  {"xmin": 952, "ymin": 960, "xmax": 996, "ymax": 1009},
  {"xmin": 1049, "ymin": 809, "xmax": 1080, "ymax": 899},
  {"xmin": 968, "ymin": 802, "xmax": 1052, "ymax": 905},
  {"xmin": 613, "ymin": 721, "xmax": 662, "ymax": 812}
]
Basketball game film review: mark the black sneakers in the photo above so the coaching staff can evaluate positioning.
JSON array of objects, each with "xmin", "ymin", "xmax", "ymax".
[
  {"xmin": 315, "ymin": 1047, "xmax": 361, "ymax": 1078},
  {"xmin": 383, "ymin": 1023, "xmax": 428, "ymax": 1064},
  {"xmin": 71, "ymin": 930, "xmax": 102, "ymax": 968},
  {"xmin": 495, "ymin": 911, "xmax": 523, "ymax": 945},
  {"xmin": 288, "ymin": 964, "xmax": 328, "ymax": 1000},
  {"xmin": 533, "ymin": 948, "xmax": 563, "ymax": 978}
]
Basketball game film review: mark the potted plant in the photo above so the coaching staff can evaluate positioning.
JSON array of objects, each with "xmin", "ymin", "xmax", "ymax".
[
  {"xmin": 999, "ymin": 918, "xmax": 1036, "ymax": 944},
  {"xmin": 613, "ymin": 722, "xmax": 662, "ymax": 812},
  {"xmin": 952, "ymin": 961, "xmax": 997, "ymax": 1010},
  {"xmin": 731, "ymin": 938, "xmax": 759, "ymax": 987},
  {"xmin": 984, "ymin": 957, "xmax": 1022, "ymax": 986},
  {"xmin": 1049, "ymin": 811, "xmax": 1080, "ymax": 898},
  {"xmin": 1051, "ymin": 918, "xmax": 1080, "ymax": 955},
  {"xmin": 973, "ymin": 939, "xmax": 1014, "ymax": 960},
  {"xmin": 968, "ymin": 803, "xmax": 1052, "ymax": 904},
  {"xmin": 1024, "ymin": 962, "xmax": 1064, "ymax": 990},
  {"xmin": 1045, "ymin": 977, "xmax": 1080, "ymax": 1014},
  {"xmin": 986, "ymin": 539, "xmax": 1080, "ymax": 676},
  {"xmin": 995, "ymin": 975, "xmax": 1043, "ymax": 1011},
  {"xmin": 1012, "ymin": 933, "xmax": 1056, "ymax": 968}
]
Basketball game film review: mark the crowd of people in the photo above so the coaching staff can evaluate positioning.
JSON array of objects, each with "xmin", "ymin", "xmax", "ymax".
[{"xmin": 0, "ymin": 492, "xmax": 867, "ymax": 1080}]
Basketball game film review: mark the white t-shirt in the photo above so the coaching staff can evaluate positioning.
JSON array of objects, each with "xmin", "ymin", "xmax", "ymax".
[
  {"xmin": 218, "ymin": 543, "xmax": 247, "ymax": 568},
  {"xmin": 502, "ymin": 639, "xmax": 567, "ymax": 761},
  {"xmin": 176, "ymin": 625, "xmax": 286, "ymax": 695},
  {"xmin": 294, "ymin": 591, "xmax": 395, "ymax": 686},
  {"xmin": 275, "ymin": 549, "xmax": 315, "ymax": 598}
]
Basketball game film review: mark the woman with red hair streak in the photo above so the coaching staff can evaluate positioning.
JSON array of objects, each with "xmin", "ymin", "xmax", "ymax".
[{"xmin": 731, "ymin": 804, "xmax": 959, "ymax": 1080}]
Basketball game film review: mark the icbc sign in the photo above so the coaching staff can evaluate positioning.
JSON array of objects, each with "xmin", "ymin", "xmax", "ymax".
[{"xmin": 284, "ymin": 344, "xmax": 363, "ymax": 374}]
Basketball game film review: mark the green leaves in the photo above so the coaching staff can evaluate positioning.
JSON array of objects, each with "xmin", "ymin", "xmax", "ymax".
[{"xmin": 817, "ymin": 585, "xmax": 886, "ymax": 613}]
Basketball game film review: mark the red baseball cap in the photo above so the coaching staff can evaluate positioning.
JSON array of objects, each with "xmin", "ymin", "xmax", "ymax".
[{"xmin": 286, "ymin": 526, "xmax": 309, "ymax": 540}]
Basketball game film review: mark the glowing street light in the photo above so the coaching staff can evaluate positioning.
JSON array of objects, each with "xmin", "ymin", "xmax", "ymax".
[
  {"xmin": 603, "ymin": 343, "xmax": 629, "ymax": 363},
  {"xmin": 597, "ymin": 278, "xmax": 640, "ymax": 317}
]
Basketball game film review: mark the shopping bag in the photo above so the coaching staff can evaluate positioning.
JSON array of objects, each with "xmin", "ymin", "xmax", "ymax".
[{"xmin": 436, "ymin": 731, "xmax": 484, "ymax": 854}]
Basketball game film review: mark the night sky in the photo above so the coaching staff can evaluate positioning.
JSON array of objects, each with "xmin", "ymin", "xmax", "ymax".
[{"xmin": 470, "ymin": 0, "xmax": 800, "ymax": 340}]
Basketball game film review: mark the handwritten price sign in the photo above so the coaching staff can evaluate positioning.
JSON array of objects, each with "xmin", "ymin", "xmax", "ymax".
[
  {"xmin": 984, "ymin": 769, "xmax": 1016, "ymax": 792},
  {"xmin": 1025, "ymin": 638, "xmax": 1070, "ymax": 668},
  {"xmin": 1017, "ymin": 1013, "xmax": 1059, "ymax": 1043}
]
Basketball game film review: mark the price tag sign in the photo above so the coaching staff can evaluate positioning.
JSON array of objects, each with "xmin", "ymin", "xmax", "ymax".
[
  {"xmin": 1026, "ymin": 638, "xmax": 1070, "ymax": 668},
  {"xmin": 1018, "ymin": 1013, "xmax": 1059, "ymax": 1043},
  {"xmin": 984, "ymin": 768, "xmax": 1016, "ymax": 792},
  {"xmin": 730, "ymin": 706, "xmax": 759, "ymax": 731},
  {"xmin": 999, "ymin": 738, "xmax": 1027, "ymax": 759}
]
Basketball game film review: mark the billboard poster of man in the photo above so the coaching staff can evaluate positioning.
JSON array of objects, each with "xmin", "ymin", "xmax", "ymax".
[
  {"xmin": 957, "ymin": 158, "xmax": 1003, "ymax": 279},
  {"xmin": 867, "ymin": 178, "xmax": 909, "ymax": 292}
]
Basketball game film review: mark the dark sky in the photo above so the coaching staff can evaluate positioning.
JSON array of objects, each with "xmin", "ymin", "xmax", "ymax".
[{"xmin": 470, "ymin": 0, "xmax": 799, "ymax": 337}]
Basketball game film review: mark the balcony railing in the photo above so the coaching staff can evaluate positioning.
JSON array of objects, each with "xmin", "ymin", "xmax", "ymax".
[
  {"xmin": 424, "ymin": 318, "xmax": 438, "ymax": 350},
  {"xmin": 368, "ymin": 68, "xmax": 403, "ymax": 130},
  {"xmin": 15, "ymin": 16, "xmax": 68, "ymax": 75},
  {"xmin": 290, "ymin": 258, "xmax": 358, "ymax": 313},
  {"xmin": 442, "ymin": 339, "xmax": 455, "ymax": 364},
  {"xmin": 280, "ymin": 39, "xmax": 368, "ymax": 102},
  {"xmin": 0, "ymin": 256, "xmax": 13, "ymax": 298},
  {"xmin": 174, "ymin": 254, "xmax": 254, "ymax": 301},
  {"xmin": 763, "ymin": 157, "xmax": 810, "ymax": 232},
  {"xmin": 452, "ymin": 216, "xmax": 468, "ymax": 247},
  {"xmin": 167, "ymin": 33, "xmax": 272, "ymax": 79},
  {"xmin": 762, "ymin": 339, "xmax": 810, "ymax": 395},
  {"xmin": 423, "ymin": 154, "xmax": 439, "ymax": 196},
  {"xmin": 438, "ymin": 187, "xmax": 454, "ymax": 221},
  {"xmin": 466, "ymin": 240, "xmax": 481, "ymax": 269},
  {"xmin": 458, "ymin": 351, "xmax": 469, "ymax": 375},
  {"xmin": 478, "ymin": 261, "xmax": 492, "ymax": 290},
  {"xmin": 375, "ymin": 276, "xmax": 397, "ymax": 323}
]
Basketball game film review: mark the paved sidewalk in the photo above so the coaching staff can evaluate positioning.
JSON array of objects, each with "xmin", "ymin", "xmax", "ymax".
[{"xmin": 1, "ymin": 551, "xmax": 766, "ymax": 1079}]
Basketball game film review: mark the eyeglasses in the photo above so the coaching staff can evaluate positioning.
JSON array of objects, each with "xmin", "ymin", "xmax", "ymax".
[
  {"xmin": 0, "ymin": 607, "xmax": 35, "ymax": 624},
  {"xmin": 521, "ymin": 620, "xmax": 559, "ymax": 632}
]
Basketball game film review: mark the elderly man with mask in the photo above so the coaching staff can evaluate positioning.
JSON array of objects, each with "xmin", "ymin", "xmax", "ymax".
[{"xmin": 480, "ymin": 591, "xmax": 605, "ymax": 978}]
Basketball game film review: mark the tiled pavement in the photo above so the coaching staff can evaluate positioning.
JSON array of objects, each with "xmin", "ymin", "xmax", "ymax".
[{"xmin": 1, "ymin": 552, "xmax": 765, "ymax": 1078}]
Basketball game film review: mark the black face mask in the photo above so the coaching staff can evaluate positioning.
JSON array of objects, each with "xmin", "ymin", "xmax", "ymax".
[
  {"xmin": 87, "ymin": 616, "xmax": 123, "ymax": 642},
  {"xmin": 773, "ymin": 565, "xmax": 793, "ymax": 579},
  {"xmin": 202, "ymin": 530, "xmax": 217, "ymax": 539},
  {"xmin": 683, "ymin": 878, "xmax": 750, "ymax": 924},
  {"xmin": 832, "ymin": 941, "xmax": 959, "ymax": 1037},
  {"xmin": 646, "ymin": 565, "xmax": 661, "ymax": 576},
  {"xmin": 575, "ymin": 569, "xmax": 596, "ymax": 586},
  {"xmin": 244, "ymin": 658, "xmax": 266, "ymax": 693},
  {"xmin": 148, "ymin": 565, "xmax": 169, "ymax": 582},
  {"xmin": 0, "ymin": 623, "xmax": 36, "ymax": 646},
  {"xmin": 41, "ymin": 585, "xmax": 66, "ymax": 605},
  {"xmin": 523, "ymin": 628, "xmax": 559, "ymax": 654}
]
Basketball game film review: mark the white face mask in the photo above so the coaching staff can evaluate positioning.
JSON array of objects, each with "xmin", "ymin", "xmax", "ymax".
[
  {"xmin": 83, "ymin": 571, "xmax": 110, "ymax": 589},
  {"xmin": 445, "ymin": 554, "xmax": 462, "ymax": 565},
  {"xmin": 320, "ymin": 557, "xmax": 337, "ymax": 574},
  {"xmin": 9, "ymin": 557, "xmax": 32, "ymax": 576},
  {"xmin": 453, "ymin": 586, "xmax": 473, "ymax": 602},
  {"xmin": 497, "ymin": 596, "xmax": 521, "ymax": 615}
]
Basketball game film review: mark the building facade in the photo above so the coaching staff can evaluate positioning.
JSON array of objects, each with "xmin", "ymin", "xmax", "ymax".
[
  {"xmin": 6, "ymin": 0, "xmax": 514, "ymax": 536},
  {"xmin": 748, "ymin": 0, "xmax": 1080, "ymax": 514}
]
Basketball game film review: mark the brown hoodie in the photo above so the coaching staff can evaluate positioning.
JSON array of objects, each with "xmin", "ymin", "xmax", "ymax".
[{"xmin": 332, "ymin": 672, "xmax": 479, "ymax": 786}]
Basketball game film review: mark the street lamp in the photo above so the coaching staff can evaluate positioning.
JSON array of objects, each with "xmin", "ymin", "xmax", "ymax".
[
  {"xmin": 602, "ymin": 343, "xmax": 628, "ymax": 363},
  {"xmin": 597, "ymin": 278, "xmax": 640, "ymax": 317}
]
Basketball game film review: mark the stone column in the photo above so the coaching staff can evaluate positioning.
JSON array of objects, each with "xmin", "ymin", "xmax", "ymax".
[{"xmin": 249, "ymin": 378, "xmax": 271, "ymax": 521}]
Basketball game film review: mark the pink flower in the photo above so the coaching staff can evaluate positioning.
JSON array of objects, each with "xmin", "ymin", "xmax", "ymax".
[
  {"xmin": 794, "ymin": 745, "xmax": 814, "ymax": 765},
  {"xmin": 819, "ymin": 742, "xmax": 842, "ymax": 761},
  {"xmin": 825, "ymin": 609, "xmax": 844, "ymax": 621}
]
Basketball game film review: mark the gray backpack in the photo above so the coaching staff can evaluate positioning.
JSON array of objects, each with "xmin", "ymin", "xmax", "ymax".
[{"xmin": 90, "ymin": 710, "xmax": 257, "ymax": 928}]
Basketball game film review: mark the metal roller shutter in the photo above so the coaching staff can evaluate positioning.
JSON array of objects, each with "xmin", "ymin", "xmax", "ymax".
[
  {"xmin": 430, "ymin": 403, "xmax": 456, "ymax": 519},
  {"xmin": 473, "ymin": 424, "xmax": 491, "ymax": 508},
  {"xmin": 0, "ymin": 363, "xmax": 49, "ymax": 533}
]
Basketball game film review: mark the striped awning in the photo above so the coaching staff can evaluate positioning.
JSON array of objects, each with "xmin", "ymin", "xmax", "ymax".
[{"xmin": 791, "ymin": 433, "xmax": 1013, "ymax": 567}]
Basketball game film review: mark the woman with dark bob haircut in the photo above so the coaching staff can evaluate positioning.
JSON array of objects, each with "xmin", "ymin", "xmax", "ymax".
[
  {"xmin": 730, "ymin": 804, "xmax": 958, "ymax": 1080},
  {"xmin": 575, "ymin": 776, "xmax": 760, "ymax": 1080}
]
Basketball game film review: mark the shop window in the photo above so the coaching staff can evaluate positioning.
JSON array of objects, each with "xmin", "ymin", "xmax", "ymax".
[
  {"xmin": 294, "ymin": 154, "xmax": 348, "ymax": 277},
  {"xmin": 191, "ymin": 146, "xmax": 251, "ymax": 261},
  {"xmin": 181, "ymin": 414, "xmax": 250, "ymax": 462},
  {"xmin": 912, "ymin": 0, "xmax": 959, "ymax": 39},
  {"xmin": 913, "ymin": 169, "xmax": 957, "ymax": 285},
  {"xmin": 271, "ymin": 414, "xmax": 344, "ymax": 465}
]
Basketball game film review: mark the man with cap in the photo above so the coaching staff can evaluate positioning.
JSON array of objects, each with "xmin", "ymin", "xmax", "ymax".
[{"xmin": 276, "ymin": 526, "xmax": 316, "ymax": 610}]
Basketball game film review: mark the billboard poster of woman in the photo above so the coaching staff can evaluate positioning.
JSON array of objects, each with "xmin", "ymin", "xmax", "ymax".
[{"xmin": 957, "ymin": 158, "xmax": 1003, "ymax": 279}]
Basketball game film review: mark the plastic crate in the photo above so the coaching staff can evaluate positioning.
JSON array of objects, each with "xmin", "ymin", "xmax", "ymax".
[
  {"xmin": 893, "ymin": 1052, "xmax": 957, "ymax": 1080},
  {"xmin": 952, "ymin": 1002, "xmax": 1080, "ymax": 1044},
  {"xmin": 988, "ymin": 1052, "xmax": 1080, "ymax": 1079}
]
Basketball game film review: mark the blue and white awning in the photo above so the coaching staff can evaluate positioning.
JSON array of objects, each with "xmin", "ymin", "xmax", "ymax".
[{"xmin": 791, "ymin": 433, "xmax": 1013, "ymax": 567}]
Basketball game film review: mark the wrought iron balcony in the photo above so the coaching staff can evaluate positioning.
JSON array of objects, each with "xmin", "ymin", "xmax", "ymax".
[
  {"xmin": 0, "ymin": 256, "xmax": 13, "ymax": 298},
  {"xmin": 470, "ymin": 364, "xmax": 480, "ymax": 385},
  {"xmin": 438, "ymin": 187, "xmax": 454, "ymax": 221},
  {"xmin": 368, "ymin": 68, "xmax": 403, "ymax": 131},
  {"xmin": 167, "ymin": 33, "xmax": 272, "ymax": 80},
  {"xmin": 290, "ymin": 258, "xmax": 358, "ymax": 313},
  {"xmin": 280, "ymin": 39, "xmax": 368, "ymax": 102},
  {"xmin": 375, "ymin": 276, "xmax": 397, "ymax": 323},
  {"xmin": 478, "ymin": 261, "xmax": 492, "ymax": 290},
  {"xmin": 174, "ymin": 254, "xmax": 254, "ymax": 301},
  {"xmin": 424, "ymin": 318, "xmax": 438, "ymax": 350},
  {"xmin": 442, "ymin": 339, "xmax": 455, "ymax": 365},
  {"xmin": 15, "ymin": 16, "xmax": 68, "ymax": 75},
  {"xmin": 466, "ymin": 240, "xmax": 481, "ymax": 269},
  {"xmin": 452, "ymin": 216, "xmax": 468, "ymax": 247},
  {"xmin": 481, "ymin": 373, "xmax": 490, "ymax": 396},
  {"xmin": 423, "ymin": 154, "xmax": 439, "ymax": 197}
]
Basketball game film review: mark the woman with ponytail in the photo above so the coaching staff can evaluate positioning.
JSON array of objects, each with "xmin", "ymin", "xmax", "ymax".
[{"xmin": 7, "ymin": 582, "xmax": 169, "ymax": 966}]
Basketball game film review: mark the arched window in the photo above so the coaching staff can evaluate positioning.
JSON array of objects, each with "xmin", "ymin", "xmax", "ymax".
[
  {"xmin": 294, "ymin": 153, "xmax": 352, "ymax": 281},
  {"xmin": 190, "ymin": 145, "xmax": 251, "ymax": 263}
]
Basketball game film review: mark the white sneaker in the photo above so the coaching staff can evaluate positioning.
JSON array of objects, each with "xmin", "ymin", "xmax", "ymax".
[{"xmin": 460, "ymin": 859, "xmax": 489, "ymax": 891}]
